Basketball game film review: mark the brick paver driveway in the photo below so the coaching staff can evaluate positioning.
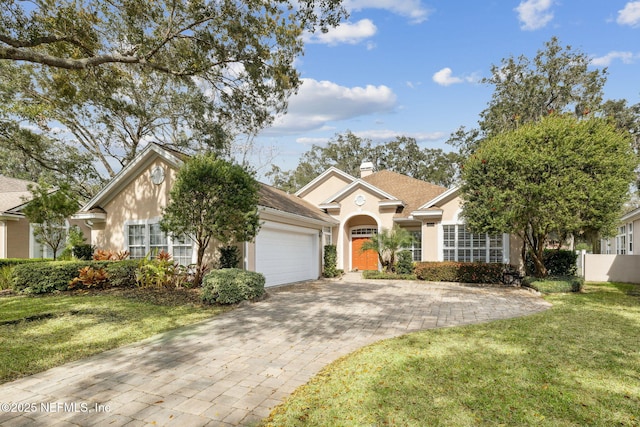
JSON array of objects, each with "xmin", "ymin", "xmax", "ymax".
[{"xmin": 0, "ymin": 277, "xmax": 551, "ymax": 426}]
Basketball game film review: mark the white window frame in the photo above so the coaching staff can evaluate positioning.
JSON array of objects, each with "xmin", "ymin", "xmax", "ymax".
[
  {"xmin": 124, "ymin": 219, "xmax": 194, "ymax": 265},
  {"xmin": 439, "ymin": 223, "xmax": 509, "ymax": 263},
  {"xmin": 616, "ymin": 225, "xmax": 627, "ymax": 255},
  {"xmin": 402, "ymin": 229, "xmax": 422, "ymax": 262},
  {"xmin": 628, "ymin": 223, "xmax": 633, "ymax": 254}
]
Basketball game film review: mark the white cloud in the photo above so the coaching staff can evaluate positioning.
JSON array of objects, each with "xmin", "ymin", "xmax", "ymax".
[
  {"xmin": 617, "ymin": 1, "xmax": 640, "ymax": 27},
  {"xmin": 515, "ymin": 0, "xmax": 555, "ymax": 30},
  {"xmin": 265, "ymin": 78, "xmax": 397, "ymax": 134},
  {"xmin": 591, "ymin": 51, "xmax": 637, "ymax": 66},
  {"xmin": 345, "ymin": 0, "xmax": 433, "ymax": 24},
  {"xmin": 305, "ymin": 19, "xmax": 377, "ymax": 45},
  {"xmin": 433, "ymin": 68, "xmax": 462, "ymax": 86}
]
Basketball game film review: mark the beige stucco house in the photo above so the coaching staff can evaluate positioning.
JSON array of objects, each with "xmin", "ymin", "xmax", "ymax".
[
  {"xmin": 74, "ymin": 144, "xmax": 338, "ymax": 287},
  {"xmin": 296, "ymin": 162, "xmax": 521, "ymax": 272},
  {"xmin": 75, "ymin": 143, "xmax": 522, "ymax": 287},
  {"xmin": 0, "ymin": 175, "xmax": 89, "ymax": 259}
]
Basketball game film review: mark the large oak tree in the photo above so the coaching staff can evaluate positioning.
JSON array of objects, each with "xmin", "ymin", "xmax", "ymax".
[{"xmin": 0, "ymin": 0, "xmax": 347, "ymax": 192}]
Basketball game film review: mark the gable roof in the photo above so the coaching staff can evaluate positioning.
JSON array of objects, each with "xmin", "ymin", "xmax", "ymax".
[
  {"xmin": 362, "ymin": 170, "xmax": 448, "ymax": 218},
  {"xmin": 78, "ymin": 143, "xmax": 336, "ymax": 226},
  {"xmin": 0, "ymin": 175, "xmax": 35, "ymax": 213},
  {"xmin": 294, "ymin": 167, "xmax": 357, "ymax": 198},
  {"xmin": 259, "ymin": 184, "xmax": 337, "ymax": 224}
]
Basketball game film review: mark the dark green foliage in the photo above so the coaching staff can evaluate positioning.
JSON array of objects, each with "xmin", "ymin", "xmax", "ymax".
[
  {"xmin": 104, "ymin": 260, "xmax": 139, "ymax": 288},
  {"xmin": 72, "ymin": 244, "xmax": 94, "ymax": 260},
  {"xmin": 13, "ymin": 261, "xmax": 106, "ymax": 293},
  {"xmin": 362, "ymin": 270, "xmax": 417, "ymax": 280},
  {"xmin": 0, "ymin": 258, "xmax": 49, "ymax": 268},
  {"xmin": 201, "ymin": 269, "xmax": 265, "ymax": 304},
  {"xmin": 161, "ymin": 154, "xmax": 261, "ymax": 286},
  {"xmin": 522, "ymin": 276, "xmax": 584, "ymax": 293},
  {"xmin": 323, "ymin": 245, "xmax": 339, "ymax": 278},
  {"xmin": 525, "ymin": 250, "xmax": 577, "ymax": 276},
  {"xmin": 12, "ymin": 260, "xmax": 139, "ymax": 293},
  {"xmin": 396, "ymin": 250, "xmax": 414, "ymax": 275},
  {"xmin": 219, "ymin": 246, "xmax": 241, "ymax": 269},
  {"xmin": 267, "ymin": 132, "xmax": 462, "ymax": 192},
  {"xmin": 415, "ymin": 262, "xmax": 504, "ymax": 284}
]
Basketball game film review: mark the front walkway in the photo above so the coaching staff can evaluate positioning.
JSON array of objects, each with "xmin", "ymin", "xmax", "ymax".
[{"xmin": 0, "ymin": 278, "xmax": 551, "ymax": 426}]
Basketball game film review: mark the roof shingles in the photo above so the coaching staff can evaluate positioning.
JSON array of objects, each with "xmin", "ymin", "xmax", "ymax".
[{"xmin": 362, "ymin": 170, "xmax": 448, "ymax": 218}]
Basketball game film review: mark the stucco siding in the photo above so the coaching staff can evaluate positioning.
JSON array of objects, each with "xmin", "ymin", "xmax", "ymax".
[
  {"xmin": 99, "ymin": 158, "xmax": 176, "ymax": 251},
  {"xmin": 298, "ymin": 173, "xmax": 353, "ymax": 207}
]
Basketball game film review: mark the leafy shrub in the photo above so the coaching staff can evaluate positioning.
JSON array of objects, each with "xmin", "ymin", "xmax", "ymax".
[
  {"xmin": 362, "ymin": 270, "xmax": 417, "ymax": 280},
  {"xmin": 72, "ymin": 244, "xmax": 95, "ymax": 260},
  {"xmin": 104, "ymin": 260, "xmax": 139, "ymax": 288},
  {"xmin": 323, "ymin": 245, "xmax": 340, "ymax": 278},
  {"xmin": 201, "ymin": 268, "xmax": 265, "ymax": 304},
  {"xmin": 93, "ymin": 249, "xmax": 130, "ymax": 261},
  {"xmin": 69, "ymin": 266, "xmax": 109, "ymax": 289},
  {"xmin": 396, "ymin": 250, "xmax": 414, "ymax": 275},
  {"xmin": 219, "ymin": 245, "xmax": 241, "ymax": 269},
  {"xmin": 0, "ymin": 258, "xmax": 50, "ymax": 268},
  {"xmin": 522, "ymin": 275, "xmax": 584, "ymax": 293},
  {"xmin": 415, "ymin": 262, "xmax": 504, "ymax": 284},
  {"xmin": 0, "ymin": 266, "xmax": 13, "ymax": 290},
  {"xmin": 136, "ymin": 251, "xmax": 186, "ymax": 288},
  {"xmin": 12, "ymin": 259, "xmax": 139, "ymax": 293},
  {"xmin": 525, "ymin": 249, "xmax": 577, "ymax": 276},
  {"xmin": 13, "ymin": 261, "xmax": 109, "ymax": 293}
]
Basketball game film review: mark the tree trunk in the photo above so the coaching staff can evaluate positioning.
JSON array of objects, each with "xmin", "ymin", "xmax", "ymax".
[{"xmin": 530, "ymin": 244, "xmax": 548, "ymax": 277}]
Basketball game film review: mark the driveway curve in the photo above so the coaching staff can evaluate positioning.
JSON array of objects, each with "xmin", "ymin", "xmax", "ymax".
[{"xmin": 0, "ymin": 278, "xmax": 551, "ymax": 426}]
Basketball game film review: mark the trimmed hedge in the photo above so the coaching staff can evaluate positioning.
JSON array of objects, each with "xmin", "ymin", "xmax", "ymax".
[
  {"xmin": 201, "ymin": 268, "xmax": 265, "ymax": 304},
  {"xmin": 0, "ymin": 258, "xmax": 50, "ymax": 268},
  {"xmin": 12, "ymin": 260, "xmax": 139, "ymax": 293},
  {"xmin": 415, "ymin": 262, "xmax": 504, "ymax": 284},
  {"xmin": 522, "ymin": 275, "xmax": 584, "ymax": 293},
  {"xmin": 525, "ymin": 249, "xmax": 577, "ymax": 276}
]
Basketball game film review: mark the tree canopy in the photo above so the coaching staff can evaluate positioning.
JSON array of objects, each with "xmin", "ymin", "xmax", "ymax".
[
  {"xmin": 22, "ymin": 181, "xmax": 79, "ymax": 260},
  {"xmin": 0, "ymin": 0, "xmax": 348, "ymax": 193},
  {"xmin": 160, "ymin": 155, "xmax": 260, "ymax": 285},
  {"xmin": 460, "ymin": 114, "xmax": 637, "ymax": 277},
  {"xmin": 448, "ymin": 37, "xmax": 609, "ymax": 156},
  {"xmin": 267, "ymin": 131, "xmax": 461, "ymax": 192}
]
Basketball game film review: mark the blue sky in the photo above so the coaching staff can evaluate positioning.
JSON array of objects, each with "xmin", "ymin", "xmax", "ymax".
[{"xmin": 253, "ymin": 0, "xmax": 640, "ymax": 177}]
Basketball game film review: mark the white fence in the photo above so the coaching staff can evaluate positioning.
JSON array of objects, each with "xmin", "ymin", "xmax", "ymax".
[{"xmin": 582, "ymin": 254, "xmax": 640, "ymax": 283}]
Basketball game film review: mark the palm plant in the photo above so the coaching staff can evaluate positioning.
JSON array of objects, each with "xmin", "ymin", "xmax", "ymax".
[{"xmin": 360, "ymin": 225, "xmax": 414, "ymax": 273}]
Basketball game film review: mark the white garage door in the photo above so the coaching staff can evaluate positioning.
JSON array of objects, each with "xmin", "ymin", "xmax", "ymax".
[{"xmin": 255, "ymin": 222, "xmax": 319, "ymax": 287}]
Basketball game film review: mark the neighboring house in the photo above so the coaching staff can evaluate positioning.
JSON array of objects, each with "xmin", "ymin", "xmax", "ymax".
[
  {"xmin": 599, "ymin": 207, "xmax": 638, "ymax": 255},
  {"xmin": 75, "ymin": 144, "xmax": 522, "ymax": 287},
  {"xmin": 74, "ymin": 144, "xmax": 338, "ymax": 287},
  {"xmin": 0, "ymin": 175, "xmax": 88, "ymax": 259}
]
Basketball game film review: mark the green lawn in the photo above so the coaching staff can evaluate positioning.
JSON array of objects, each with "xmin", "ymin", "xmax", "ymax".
[
  {"xmin": 0, "ymin": 289, "xmax": 227, "ymax": 384},
  {"xmin": 263, "ymin": 282, "xmax": 640, "ymax": 426}
]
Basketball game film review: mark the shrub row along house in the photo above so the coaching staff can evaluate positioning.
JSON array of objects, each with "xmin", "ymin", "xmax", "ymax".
[{"xmin": 69, "ymin": 143, "xmax": 521, "ymax": 287}]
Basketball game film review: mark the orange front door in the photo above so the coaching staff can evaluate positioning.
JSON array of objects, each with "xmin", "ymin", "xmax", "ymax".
[{"xmin": 352, "ymin": 237, "xmax": 379, "ymax": 271}]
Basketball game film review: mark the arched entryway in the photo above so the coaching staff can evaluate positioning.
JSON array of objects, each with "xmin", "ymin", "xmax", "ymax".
[{"xmin": 345, "ymin": 214, "xmax": 379, "ymax": 271}]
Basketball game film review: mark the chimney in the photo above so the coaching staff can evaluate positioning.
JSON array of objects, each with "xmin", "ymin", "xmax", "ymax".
[{"xmin": 360, "ymin": 161, "xmax": 374, "ymax": 178}]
